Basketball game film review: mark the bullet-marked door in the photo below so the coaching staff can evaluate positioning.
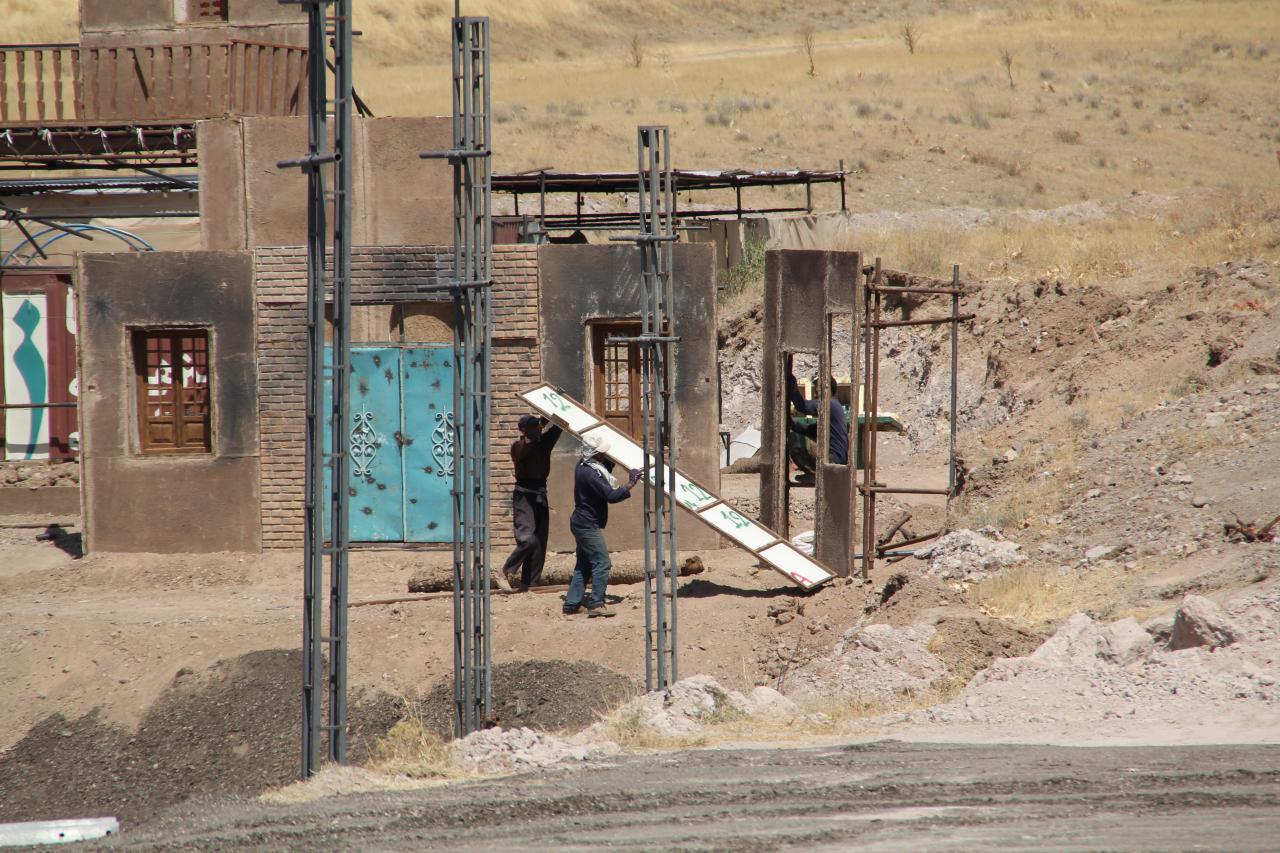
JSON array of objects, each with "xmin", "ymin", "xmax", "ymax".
[{"xmin": 325, "ymin": 345, "xmax": 454, "ymax": 543}]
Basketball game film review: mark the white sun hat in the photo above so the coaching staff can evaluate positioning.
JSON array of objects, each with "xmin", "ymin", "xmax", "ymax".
[{"xmin": 579, "ymin": 433, "xmax": 610, "ymax": 460}]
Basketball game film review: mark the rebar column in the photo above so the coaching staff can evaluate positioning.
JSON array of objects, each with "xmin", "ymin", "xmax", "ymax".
[
  {"xmin": 280, "ymin": 0, "xmax": 354, "ymax": 778},
  {"xmin": 612, "ymin": 126, "xmax": 679, "ymax": 691},
  {"xmin": 422, "ymin": 13, "xmax": 493, "ymax": 737}
]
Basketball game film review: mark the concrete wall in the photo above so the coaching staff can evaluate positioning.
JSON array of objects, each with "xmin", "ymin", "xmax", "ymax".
[
  {"xmin": 200, "ymin": 117, "xmax": 453, "ymax": 251},
  {"xmin": 77, "ymin": 251, "xmax": 260, "ymax": 553},
  {"xmin": 80, "ymin": 0, "xmax": 305, "ymax": 46},
  {"xmin": 538, "ymin": 243, "xmax": 720, "ymax": 552},
  {"xmin": 760, "ymin": 249, "xmax": 861, "ymax": 576}
]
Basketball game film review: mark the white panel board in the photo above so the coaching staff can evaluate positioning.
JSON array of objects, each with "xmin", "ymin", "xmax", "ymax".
[
  {"xmin": 519, "ymin": 384, "xmax": 599, "ymax": 433},
  {"xmin": 578, "ymin": 423, "xmax": 645, "ymax": 473},
  {"xmin": 647, "ymin": 467, "xmax": 718, "ymax": 512},
  {"xmin": 698, "ymin": 503, "xmax": 777, "ymax": 552},
  {"xmin": 519, "ymin": 384, "xmax": 836, "ymax": 590},
  {"xmin": 758, "ymin": 541, "xmax": 832, "ymax": 589}
]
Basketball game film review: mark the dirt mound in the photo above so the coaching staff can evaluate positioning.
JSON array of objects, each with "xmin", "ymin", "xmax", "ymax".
[
  {"xmin": 929, "ymin": 615, "xmax": 1044, "ymax": 682},
  {"xmin": 869, "ymin": 572, "xmax": 966, "ymax": 626},
  {"xmin": 0, "ymin": 650, "xmax": 392, "ymax": 828},
  {"xmin": 412, "ymin": 659, "xmax": 640, "ymax": 738}
]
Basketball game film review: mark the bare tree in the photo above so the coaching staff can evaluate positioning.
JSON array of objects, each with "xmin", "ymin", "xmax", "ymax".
[
  {"xmin": 900, "ymin": 22, "xmax": 919, "ymax": 55},
  {"xmin": 1000, "ymin": 48, "xmax": 1016, "ymax": 90},
  {"xmin": 629, "ymin": 33, "xmax": 645, "ymax": 69},
  {"xmin": 801, "ymin": 29, "xmax": 817, "ymax": 78}
]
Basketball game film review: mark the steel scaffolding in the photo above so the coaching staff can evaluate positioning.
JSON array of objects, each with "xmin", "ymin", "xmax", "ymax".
[
  {"xmin": 611, "ymin": 127, "xmax": 680, "ymax": 691},
  {"xmin": 421, "ymin": 13, "xmax": 494, "ymax": 736},
  {"xmin": 276, "ymin": 0, "xmax": 354, "ymax": 777}
]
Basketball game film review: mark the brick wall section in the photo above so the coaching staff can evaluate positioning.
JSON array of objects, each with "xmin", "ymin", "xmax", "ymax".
[{"xmin": 255, "ymin": 244, "xmax": 540, "ymax": 549}]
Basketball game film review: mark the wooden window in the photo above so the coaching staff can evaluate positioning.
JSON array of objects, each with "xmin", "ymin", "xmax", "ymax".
[
  {"xmin": 186, "ymin": 0, "xmax": 228, "ymax": 22},
  {"xmin": 592, "ymin": 321, "xmax": 641, "ymax": 439},
  {"xmin": 133, "ymin": 329, "xmax": 212, "ymax": 454}
]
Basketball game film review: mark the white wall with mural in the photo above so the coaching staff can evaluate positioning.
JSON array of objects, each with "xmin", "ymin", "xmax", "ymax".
[{"xmin": 2, "ymin": 292, "xmax": 50, "ymax": 460}]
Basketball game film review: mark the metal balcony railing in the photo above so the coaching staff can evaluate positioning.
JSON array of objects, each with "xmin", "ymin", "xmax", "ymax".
[{"xmin": 0, "ymin": 40, "xmax": 308, "ymax": 123}]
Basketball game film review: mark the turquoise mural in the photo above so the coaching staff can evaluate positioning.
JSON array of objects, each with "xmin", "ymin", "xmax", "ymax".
[{"xmin": 6, "ymin": 297, "xmax": 48, "ymax": 459}]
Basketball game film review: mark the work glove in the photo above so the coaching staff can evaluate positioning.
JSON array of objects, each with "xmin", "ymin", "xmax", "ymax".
[{"xmin": 628, "ymin": 468, "xmax": 643, "ymax": 487}]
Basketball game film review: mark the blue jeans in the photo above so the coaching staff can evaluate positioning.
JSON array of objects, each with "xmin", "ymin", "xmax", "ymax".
[{"xmin": 565, "ymin": 524, "xmax": 612, "ymax": 612}]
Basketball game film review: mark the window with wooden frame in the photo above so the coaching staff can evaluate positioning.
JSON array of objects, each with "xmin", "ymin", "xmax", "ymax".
[
  {"xmin": 132, "ymin": 329, "xmax": 212, "ymax": 454},
  {"xmin": 185, "ymin": 0, "xmax": 229, "ymax": 22},
  {"xmin": 591, "ymin": 321, "xmax": 642, "ymax": 440}
]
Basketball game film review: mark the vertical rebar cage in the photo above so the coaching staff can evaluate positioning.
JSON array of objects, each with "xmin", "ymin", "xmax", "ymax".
[
  {"xmin": 278, "ymin": 0, "xmax": 355, "ymax": 778},
  {"xmin": 611, "ymin": 126, "xmax": 680, "ymax": 691},
  {"xmin": 422, "ymin": 14, "xmax": 494, "ymax": 737}
]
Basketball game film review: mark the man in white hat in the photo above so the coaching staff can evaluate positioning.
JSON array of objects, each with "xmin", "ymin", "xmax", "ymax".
[{"xmin": 563, "ymin": 433, "xmax": 641, "ymax": 617}]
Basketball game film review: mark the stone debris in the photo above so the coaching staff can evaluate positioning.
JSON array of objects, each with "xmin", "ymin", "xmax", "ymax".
[
  {"xmin": 786, "ymin": 622, "xmax": 948, "ymax": 702},
  {"xmin": 1169, "ymin": 594, "xmax": 1240, "ymax": 651},
  {"xmin": 914, "ymin": 528, "xmax": 1025, "ymax": 581},
  {"xmin": 904, "ymin": 588, "xmax": 1280, "ymax": 732},
  {"xmin": 590, "ymin": 675, "xmax": 801, "ymax": 739},
  {"xmin": 452, "ymin": 726, "xmax": 617, "ymax": 775}
]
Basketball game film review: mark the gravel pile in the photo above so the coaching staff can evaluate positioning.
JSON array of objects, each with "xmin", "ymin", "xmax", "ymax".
[
  {"xmin": 907, "ymin": 589, "xmax": 1280, "ymax": 731},
  {"xmin": 452, "ymin": 726, "xmax": 617, "ymax": 775},
  {"xmin": 915, "ymin": 527, "xmax": 1025, "ymax": 582},
  {"xmin": 785, "ymin": 622, "xmax": 948, "ymax": 703}
]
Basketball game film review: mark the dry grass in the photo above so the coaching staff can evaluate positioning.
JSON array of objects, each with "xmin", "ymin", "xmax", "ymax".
[
  {"xmin": 364, "ymin": 698, "xmax": 459, "ymax": 779},
  {"xmin": 973, "ymin": 560, "xmax": 1135, "ymax": 627}
]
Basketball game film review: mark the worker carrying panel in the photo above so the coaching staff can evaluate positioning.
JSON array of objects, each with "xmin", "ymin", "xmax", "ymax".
[{"xmin": 519, "ymin": 384, "xmax": 834, "ymax": 590}]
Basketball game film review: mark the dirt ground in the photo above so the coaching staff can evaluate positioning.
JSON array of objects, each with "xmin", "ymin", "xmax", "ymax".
[{"xmin": 101, "ymin": 741, "xmax": 1280, "ymax": 851}]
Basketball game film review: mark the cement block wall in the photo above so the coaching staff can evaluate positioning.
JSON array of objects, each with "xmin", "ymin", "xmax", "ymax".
[
  {"xmin": 760, "ymin": 249, "xmax": 861, "ymax": 577},
  {"xmin": 537, "ymin": 243, "xmax": 720, "ymax": 553},
  {"xmin": 76, "ymin": 251, "xmax": 261, "ymax": 553},
  {"xmin": 200, "ymin": 117, "xmax": 453, "ymax": 251},
  {"xmin": 254, "ymin": 244, "xmax": 540, "ymax": 549}
]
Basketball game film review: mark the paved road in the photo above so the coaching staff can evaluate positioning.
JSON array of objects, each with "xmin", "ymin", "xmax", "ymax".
[{"xmin": 109, "ymin": 740, "xmax": 1280, "ymax": 850}]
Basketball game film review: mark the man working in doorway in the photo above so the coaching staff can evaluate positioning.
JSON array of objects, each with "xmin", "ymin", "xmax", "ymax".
[
  {"xmin": 563, "ymin": 433, "xmax": 641, "ymax": 618},
  {"xmin": 500, "ymin": 414, "xmax": 562, "ymax": 590},
  {"xmin": 787, "ymin": 371, "xmax": 849, "ymax": 475}
]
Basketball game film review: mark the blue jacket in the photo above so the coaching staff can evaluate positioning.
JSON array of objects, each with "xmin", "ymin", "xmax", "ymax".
[
  {"xmin": 570, "ymin": 461, "xmax": 631, "ymax": 529},
  {"xmin": 788, "ymin": 378, "xmax": 850, "ymax": 465}
]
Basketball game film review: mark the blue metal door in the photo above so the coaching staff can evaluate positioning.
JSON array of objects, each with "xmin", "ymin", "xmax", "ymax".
[
  {"xmin": 324, "ymin": 345, "xmax": 454, "ymax": 543},
  {"xmin": 402, "ymin": 347, "xmax": 454, "ymax": 542}
]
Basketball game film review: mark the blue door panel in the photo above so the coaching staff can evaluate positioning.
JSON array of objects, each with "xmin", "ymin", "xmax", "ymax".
[
  {"xmin": 402, "ymin": 346, "xmax": 454, "ymax": 543},
  {"xmin": 348, "ymin": 348, "xmax": 405, "ymax": 541},
  {"xmin": 322, "ymin": 344, "xmax": 453, "ymax": 543}
]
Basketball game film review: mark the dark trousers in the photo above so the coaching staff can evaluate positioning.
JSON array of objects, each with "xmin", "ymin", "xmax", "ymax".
[
  {"xmin": 501, "ymin": 489, "xmax": 549, "ymax": 586},
  {"xmin": 564, "ymin": 524, "xmax": 611, "ymax": 612}
]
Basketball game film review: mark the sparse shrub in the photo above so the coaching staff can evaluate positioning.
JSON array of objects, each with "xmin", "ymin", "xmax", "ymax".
[
  {"xmin": 968, "ymin": 149, "xmax": 1029, "ymax": 177},
  {"xmin": 1000, "ymin": 48, "xmax": 1016, "ymax": 90},
  {"xmin": 1116, "ymin": 120, "xmax": 1129, "ymax": 135},
  {"xmin": 493, "ymin": 104, "xmax": 524, "ymax": 124},
  {"xmin": 967, "ymin": 97, "xmax": 991, "ymax": 129},
  {"xmin": 900, "ymin": 22, "xmax": 919, "ymax": 55},
  {"xmin": 628, "ymin": 33, "xmax": 645, "ymax": 69},
  {"xmin": 1131, "ymin": 96, "xmax": 1144, "ymax": 109},
  {"xmin": 562, "ymin": 101, "xmax": 587, "ymax": 119},
  {"xmin": 719, "ymin": 235, "xmax": 767, "ymax": 300},
  {"xmin": 1084, "ymin": 94, "xmax": 1102, "ymax": 110},
  {"xmin": 854, "ymin": 100, "xmax": 875, "ymax": 117},
  {"xmin": 1039, "ymin": 67, "xmax": 1057, "ymax": 81},
  {"xmin": 1054, "ymin": 128, "xmax": 1082, "ymax": 143},
  {"xmin": 800, "ymin": 28, "xmax": 817, "ymax": 78}
]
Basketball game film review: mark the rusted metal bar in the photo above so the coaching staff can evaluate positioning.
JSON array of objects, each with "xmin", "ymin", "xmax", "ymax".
[
  {"xmin": 948, "ymin": 264, "xmax": 960, "ymax": 496},
  {"xmin": 860, "ymin": 485, "xmax": 953, "ymax": 495},
  {"xmin": 878, "ymin": 529, "xmax": 942, "ymax": 552},
  {"xmin": 876, "ymin": 512, "xmax": 911, "ymax": 546},
  {"xmin": 0, "ymin": 402, "xmax": 77, "ymax": 410},
  {"xmin": 870, "ymin": 313, "xmax": 975, "ymax": 329},
  {"xmin": 870, "ymin": 285, "xmax": 965, "ymax": 295}
]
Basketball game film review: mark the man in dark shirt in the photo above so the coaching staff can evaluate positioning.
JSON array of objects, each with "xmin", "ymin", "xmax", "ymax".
[
  {"xmin": 564, "ymin": 433, "xmax": 641, "ymax": 618},
  {"xmin": 787, "ymin": 371, "xmax": 849, "ymax": 467},
  {"xmin": 500, "ymin": 414, "xmax": 562, "ymax": 590}
]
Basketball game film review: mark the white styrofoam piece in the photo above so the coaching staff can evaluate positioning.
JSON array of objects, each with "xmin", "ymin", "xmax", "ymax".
[
  {"xmin": 0, "ymin": 817, "xmax": 119, "ymax": 847},
  {"xmin": 757, "ymin": 541, "xmax": 833, "ymax": 589},
  {"xmin": 728, "ymin": 426, "xmax": 762, "ymax": 464},
  {"xmin": 520, "ymin": 385, "xmax": 599, "ymax": 433},
  {"xmin": 698, "ymin": 503, "xmax": 777, "ymax": 551},
  {"xmin": 577, "ymin": 423, "xmax": 645, "ymax": 473}
]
